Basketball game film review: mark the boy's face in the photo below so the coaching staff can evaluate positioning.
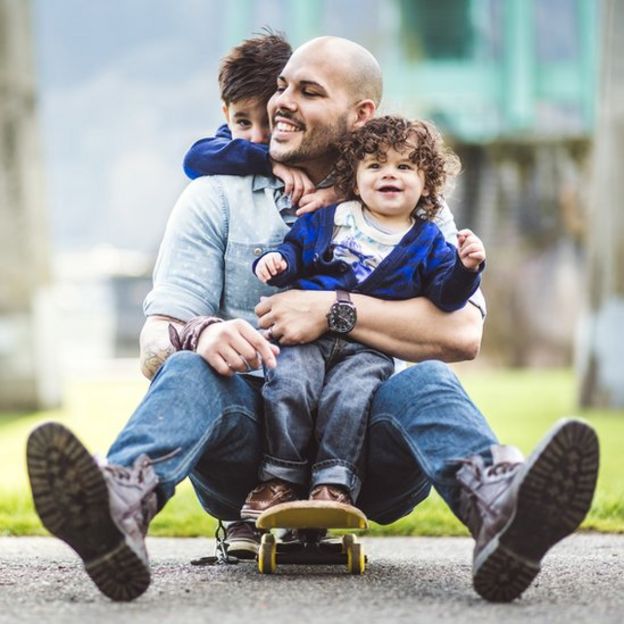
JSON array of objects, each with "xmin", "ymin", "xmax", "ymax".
[
  {"xmin": 355, "ymin": 143, "xmax": 428, "ymax": 228},
  {"xmin": 222, "ymin": 97, "xmax": 270, "ymax": 143}
]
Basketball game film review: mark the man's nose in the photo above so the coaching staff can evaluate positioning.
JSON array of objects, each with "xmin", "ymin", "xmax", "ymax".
[{"xmin": 274, "ymin": 87, "xmax": 297, "ymax": 111}]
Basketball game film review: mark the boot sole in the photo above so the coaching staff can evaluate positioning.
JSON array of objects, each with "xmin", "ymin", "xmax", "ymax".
[
  {"xmin": 473, "ymin": 419, "xmax": 599, "ymax": 602},
  {"xmin": 27, "ymin": 422, "xmax": 150, "ymax": 601}
]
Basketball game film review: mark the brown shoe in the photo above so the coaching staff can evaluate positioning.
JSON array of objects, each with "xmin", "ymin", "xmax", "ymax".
[
  {"xmin": 240, "ymin": 479, "xmax": 298, "ymax": 520},
  {"xmin": 27, "ymin": 422, "xmax": 161, "ymax": 601},
  {"xmin": 309, "ymin": 484, "xmax": 353, "ymax": 505},
  {"xmin": 224, "ymin": 521, "xmax": 260, "ymax": 559},
  {"xmin": 457, "ymin": 419, "xmax": 599, "ymax": 603}
]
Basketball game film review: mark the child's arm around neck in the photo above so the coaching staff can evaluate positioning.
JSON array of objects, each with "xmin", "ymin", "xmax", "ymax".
[{"xmin": 182, "ymin": 124, "xmax": 272, "ymax": 179}]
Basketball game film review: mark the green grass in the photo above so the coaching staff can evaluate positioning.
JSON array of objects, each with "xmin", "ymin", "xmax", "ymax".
[{"xmin": 1, "ymin": 368, "xmax": 622, "ymax": 537}]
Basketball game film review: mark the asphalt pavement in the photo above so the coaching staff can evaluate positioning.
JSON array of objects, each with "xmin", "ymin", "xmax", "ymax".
[{"xmin": 0, "ymin": 534, "xmax": 622, "ymax": 624}]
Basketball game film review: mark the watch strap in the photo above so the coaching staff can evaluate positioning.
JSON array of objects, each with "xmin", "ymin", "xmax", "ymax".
[{"xmin": 336, "ymin": 289, "xmax": 352, "ymax": 304}]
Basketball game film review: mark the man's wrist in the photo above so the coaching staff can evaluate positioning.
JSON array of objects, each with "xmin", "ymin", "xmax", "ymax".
[
  {"xmin": 326, "ymin": 290, "xmax": 357, "ymax": 334},
  {"xmin": 169, "ymin": 316, "xmax": 223, "ymax": 352}
]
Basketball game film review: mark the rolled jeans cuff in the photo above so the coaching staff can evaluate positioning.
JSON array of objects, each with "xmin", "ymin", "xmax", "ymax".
[
  {"xmin": 259, "ymin": 454, "xmax": 308, "ymax": 486},
  {"xmin": 311, "ymin": 460, "xmax": 362, "ymax": 501}
]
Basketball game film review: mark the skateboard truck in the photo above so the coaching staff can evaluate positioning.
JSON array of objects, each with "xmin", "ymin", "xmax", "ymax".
[{"xmin": 255, "ymin": 501, "xmax": 368, "ymax": 575}]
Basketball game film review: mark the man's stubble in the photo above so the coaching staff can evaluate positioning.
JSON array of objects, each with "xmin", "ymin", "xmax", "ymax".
[{"xmin": 271, "ymin": 112, "xmax": 351, "ymax": 172}]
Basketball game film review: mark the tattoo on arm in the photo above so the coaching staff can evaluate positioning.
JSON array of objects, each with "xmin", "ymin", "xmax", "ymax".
[{"xmin": 141, "ymin": 341, "xmax": 175, "ymax": 379}]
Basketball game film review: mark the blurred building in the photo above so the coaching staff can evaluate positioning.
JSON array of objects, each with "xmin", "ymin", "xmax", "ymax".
[
  {"xmin": 241, "ymin": 0, "xmax": 597, "ymax": 366},
  {"xmin": 25, "ymin": 0, "xmax": 598, "ymax": 371}
]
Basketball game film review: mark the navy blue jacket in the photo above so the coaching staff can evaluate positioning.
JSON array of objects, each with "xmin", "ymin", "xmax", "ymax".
[
  {"xmin": 253, "ymin": 204, "xmax": 483, "ymax": 313},
  {"xmin": 183, "ymin": 124, "xmax": 272, "ymax": 179}
]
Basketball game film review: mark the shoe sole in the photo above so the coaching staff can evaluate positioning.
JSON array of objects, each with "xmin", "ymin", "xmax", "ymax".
[
  {"xmin": 473, "ymin": 419, "xmax": 599, "ymax": 602},
  {"xmin": 27, "ymin": 422, "xmax": 150, "ymax": 601},
  {"xmin": 225, "ymin": 539, "xmax": 259, "ymax": 560}
]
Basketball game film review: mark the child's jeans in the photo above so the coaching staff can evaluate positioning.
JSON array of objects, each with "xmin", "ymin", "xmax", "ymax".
[{"xmin": 258, "ymin": 335, "xmax": 395, "ymax": 502}]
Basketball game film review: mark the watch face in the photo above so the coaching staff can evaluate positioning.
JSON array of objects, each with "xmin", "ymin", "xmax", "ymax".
[{"xmin": 329, "ymin": 302, "xmax": 357, "ymax": 334}]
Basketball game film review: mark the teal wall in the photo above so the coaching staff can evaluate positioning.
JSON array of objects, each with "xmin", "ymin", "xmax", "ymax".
[{"xmin": 222, "ymin": 0, "xmax": 598, "ymax": 142}]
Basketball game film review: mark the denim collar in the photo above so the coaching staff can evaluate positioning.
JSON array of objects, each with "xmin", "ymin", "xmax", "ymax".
[{"xmin": 252, "ymin": 175, "xmax": 284, "ymax": 192}]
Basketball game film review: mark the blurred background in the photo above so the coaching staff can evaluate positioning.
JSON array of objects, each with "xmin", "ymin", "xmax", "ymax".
[{"xmin": 1, "ymin": 0, "xmax": 622, "ymax": 411}]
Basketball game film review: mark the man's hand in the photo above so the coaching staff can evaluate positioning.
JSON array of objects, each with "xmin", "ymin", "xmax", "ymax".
[
  {"xmin": 272, "ymin": 162, "xmax": 316, "ymax": 206},
  {"xmin": 255, "ymin": 290, "xmax": 334, "ymax": 345},
  {"xmin": 196, "ymin": 318, "xmax": 280, "ymax": 376},
  {"xmin": 255, "ymin": 252, "xmax": 287, "ymax": 283},
  {"xmin": 457, "ymin": 228, "xmax": 486, "ymax": 271},
  {"xmin": 296, "ymin": 186, "xmax": 342, "ymax": 215}
]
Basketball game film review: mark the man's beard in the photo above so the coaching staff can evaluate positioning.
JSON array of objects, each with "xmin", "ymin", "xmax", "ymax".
[{"xmin": 271, "ymin": 113, "xmax": 350, "ymax": 168}]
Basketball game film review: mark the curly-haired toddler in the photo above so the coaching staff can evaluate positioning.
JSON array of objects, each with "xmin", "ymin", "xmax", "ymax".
[{"xmin": 241, "ymin": 115, "xmax": 486, "ymax": 519}]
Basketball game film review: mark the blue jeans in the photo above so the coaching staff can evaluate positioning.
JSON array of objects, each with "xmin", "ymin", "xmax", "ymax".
[
  {"xmin": 260, "ymin": 336, "xmax": 394, "ymax": 500},
  {"xmin": 107, "ymin": 352, "xmax": 497, "ymax": 523}
]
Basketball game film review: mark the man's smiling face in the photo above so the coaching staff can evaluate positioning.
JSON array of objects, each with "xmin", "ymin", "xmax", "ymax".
[{"xmin": 267, "ymin": 52, "xmax": 354, "ymax": 182}]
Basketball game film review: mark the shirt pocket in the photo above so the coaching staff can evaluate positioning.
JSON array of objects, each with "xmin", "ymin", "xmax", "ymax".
[{"xmin": 223, "ymin": 240, "xmax": 285, "ymax": 319}]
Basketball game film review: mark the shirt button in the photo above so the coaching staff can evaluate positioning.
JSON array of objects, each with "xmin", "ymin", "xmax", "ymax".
[{"xmin": 253, "ymin": 247, "xmax": 263, "ymax": 256}]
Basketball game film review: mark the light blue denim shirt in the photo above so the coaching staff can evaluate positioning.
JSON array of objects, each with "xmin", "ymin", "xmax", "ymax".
[{"xmin": 143, "ymin": 174, "xmax": 486, "ymax": 324}]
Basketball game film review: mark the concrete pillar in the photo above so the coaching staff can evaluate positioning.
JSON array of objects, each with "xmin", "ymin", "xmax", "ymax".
[
  {"xmin": 577, "ymin": 0, "xmax": 624, "ymax": 408},
  {"xmin": 0, "ymin": 0, "xmax": 60, "ymax": 409}
]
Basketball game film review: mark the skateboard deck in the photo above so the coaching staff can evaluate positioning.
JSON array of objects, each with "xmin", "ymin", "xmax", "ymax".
[{"xmin": 255, "ymin": 501, "xmax": 368, "ymax": 575}]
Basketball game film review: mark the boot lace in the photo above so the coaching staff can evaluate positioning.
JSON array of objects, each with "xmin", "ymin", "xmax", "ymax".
[{"xmin": 457, "ymin": 459, "xmax": 522, "ymax": 529}]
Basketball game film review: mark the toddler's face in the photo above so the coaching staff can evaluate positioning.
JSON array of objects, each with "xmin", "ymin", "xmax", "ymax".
[
  {"xmin": 223, "ymin": 97, "xmax": 270, "ymax": 143},
  {"xmin": 355, "ymin": 144, "xmax": 428, "ymax": 227}
]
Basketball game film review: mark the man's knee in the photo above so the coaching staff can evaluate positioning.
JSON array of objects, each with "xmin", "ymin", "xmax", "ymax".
[
  {"xmin": 157, "ymin": 350, "xmax": 210, "ymax": 377},
  {"xmin": 371, "ymin": 361, "xmax": 458, "ymax": 422}
]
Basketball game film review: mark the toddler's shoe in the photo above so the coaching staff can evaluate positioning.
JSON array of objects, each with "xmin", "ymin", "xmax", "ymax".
[
  {"xmin": 309, "ymin": 484, "xmax": 353, "ymax": 505},
  {"xmin": 240, "ymin": 478, "xmax": 298, "ymax": 520}
]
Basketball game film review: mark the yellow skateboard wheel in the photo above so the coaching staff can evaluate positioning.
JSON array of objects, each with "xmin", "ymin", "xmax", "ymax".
[
  {"xmin": 346, "ymin": 542, "xmax": 365, "ymax": 575},
  {"xmin": 258, "ymin": 533, "xmax": 277, "ymax": 574}
]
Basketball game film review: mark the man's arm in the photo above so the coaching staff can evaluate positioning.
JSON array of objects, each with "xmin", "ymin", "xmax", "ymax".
[
  {"xmin": 142, "ymin": 177, "xmax": 279, "ymax": 378},
  {"xmin": 139, "ymin": 315, "xmax": 183, "ymax": 379},
  {"xmin": 348, "ymin": 294, "xmax": 483, "ymax": 362},
  {"xmin": 255, "ymin": 289, "xmax": 483, "ymax": 363}
]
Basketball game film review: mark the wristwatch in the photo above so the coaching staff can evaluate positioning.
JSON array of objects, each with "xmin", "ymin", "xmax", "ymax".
[{"xmin": 327, "ymin": 290, "xmax": 357, "ymax": 334}]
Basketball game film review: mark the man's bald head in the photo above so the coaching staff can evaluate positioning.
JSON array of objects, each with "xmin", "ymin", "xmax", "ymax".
[
  {"xmin": 291, "ymin": 36, "xmax": 383, "ymax": 106},
  {"xmin": 268, "ymin": 36, "xmax": 383, "ymax": 182}
]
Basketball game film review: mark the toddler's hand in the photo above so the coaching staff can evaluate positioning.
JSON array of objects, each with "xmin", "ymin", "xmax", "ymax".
[
  {"xmin": 457, "ymin": 229, "xmax": 486, "ymax": 271},
  {"xmin": 296, "ymin": 186, "xmax": 342, "ymax": 215},
  {"xmin": 255, "ymin": 252, "xmax": 287, "ymax": 283},
  {"xmin": 272, "ymin": 162, "xmax": 315, "ymax": 206}
]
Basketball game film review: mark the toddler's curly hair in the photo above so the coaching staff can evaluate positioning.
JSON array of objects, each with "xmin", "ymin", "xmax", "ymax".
[{"xmin": 333, "ymin": 115, "xmax": 461, "ymax": 220}]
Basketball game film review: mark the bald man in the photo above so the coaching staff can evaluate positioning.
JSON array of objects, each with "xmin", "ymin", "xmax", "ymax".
[{"xmin": 27, "ymin": 36, "xmax": 598, "ymax": 603}]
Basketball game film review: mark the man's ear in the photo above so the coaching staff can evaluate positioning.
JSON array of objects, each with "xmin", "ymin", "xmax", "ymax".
[{"xmin": 351, "ymin": 99, "xmax": 376, "ymax": 129}]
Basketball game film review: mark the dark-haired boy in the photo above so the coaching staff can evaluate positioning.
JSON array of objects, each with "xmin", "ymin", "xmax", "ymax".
[
  {"xmin": 183, "ymin": 31, "xmax": 331, "ymax": 210},
  {"xmin": 183, "ymin": 31, "xmax": 291, "ymax": 179}
]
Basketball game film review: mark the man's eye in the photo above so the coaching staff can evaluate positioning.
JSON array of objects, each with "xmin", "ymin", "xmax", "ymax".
[{"xmin": 303, "ymin": 90, "xmax": 320, "ymax": 97}]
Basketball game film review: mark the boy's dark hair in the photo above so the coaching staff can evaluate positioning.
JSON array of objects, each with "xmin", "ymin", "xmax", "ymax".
[
  {"xmin": 218, "ymin": 30, "xmax": 292, "ymax": 106},
  {"xmin": 333, "ymin": 115, "xmax": 461, "ymax": 220}
]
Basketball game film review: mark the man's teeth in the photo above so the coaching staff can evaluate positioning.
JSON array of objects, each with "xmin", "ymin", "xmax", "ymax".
[{"xmin": 275, "ymin": 121, "xmax": 301, "ymax": 132}]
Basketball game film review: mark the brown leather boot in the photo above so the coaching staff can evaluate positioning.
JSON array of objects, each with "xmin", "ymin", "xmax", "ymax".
[
  {"xmin": 27, "ymin": 422, "xmax": 163, "ymax": 601},
  {"xmin": 309, "ymin": 484, "xmax": 353, "ymax": 505},
  {"xmin": 457, "ymin": 419, "xmax": 599, "ymax": 603},
  {"xmin": 240, "ymin": 479, "xmax": 299, "ymax": 520}
]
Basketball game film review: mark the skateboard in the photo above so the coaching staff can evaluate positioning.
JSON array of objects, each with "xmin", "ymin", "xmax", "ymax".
[{"xmin": 255, "ymin": 500, "xmax": 368, "ymax": 575}]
